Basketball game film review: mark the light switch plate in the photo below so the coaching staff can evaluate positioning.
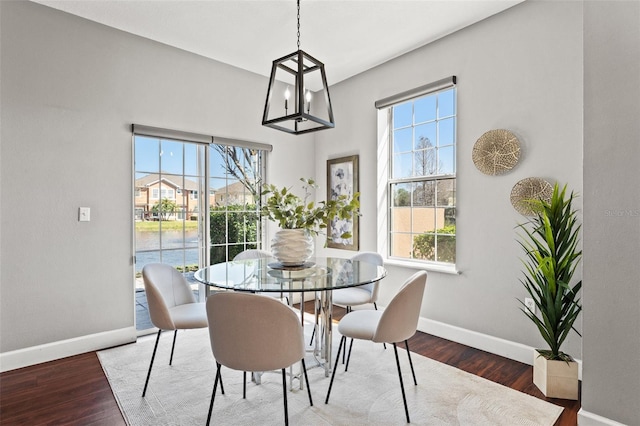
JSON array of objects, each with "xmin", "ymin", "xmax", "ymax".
[{"xmin": 79, "ymin": 207, "xmax": 91, "ymax": 222}]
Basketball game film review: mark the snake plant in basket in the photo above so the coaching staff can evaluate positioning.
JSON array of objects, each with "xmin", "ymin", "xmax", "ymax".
[
  {"xmin": 261, "ymin": 178, "xmax": 360, "ymax": 266},
  {"xmin": 517, "ymin": 183, "xmax": 582, "ymax": 399}
]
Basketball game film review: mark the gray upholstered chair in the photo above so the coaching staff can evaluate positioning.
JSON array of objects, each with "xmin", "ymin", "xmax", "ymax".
[
  {"xmin": 332, "ymin": 251, "xmax": 384, "ymax": 313},
  {"xmin": 141, "ymin": 263, "xmax": 209, "ymax": 397},
  {"xmin": 325, "ymin": 270, "xmax": 427, "ymax": 423},
  {"xmin": 206, "ymin": 292, "xmax": 313, "ymax": 426}
]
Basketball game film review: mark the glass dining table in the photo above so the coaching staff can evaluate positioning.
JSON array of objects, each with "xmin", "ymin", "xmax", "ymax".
[{"xmin": 194, "ymin": 256, "xmax": 387, "ymax": 376}]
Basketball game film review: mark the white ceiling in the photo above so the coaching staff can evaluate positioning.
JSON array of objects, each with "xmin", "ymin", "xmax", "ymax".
[{"xmin": 32, "ymin": 0, "xmax": 523, "ymax": 89}]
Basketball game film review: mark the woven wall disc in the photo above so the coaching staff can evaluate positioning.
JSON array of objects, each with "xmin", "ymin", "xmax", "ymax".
[
  {"xmin": 510, "ymin": 177, "xmax": 553, "ymax": 216},
  {"xmin": 472, "ymin": 129, "xmax": 521, "ymax": 175}
]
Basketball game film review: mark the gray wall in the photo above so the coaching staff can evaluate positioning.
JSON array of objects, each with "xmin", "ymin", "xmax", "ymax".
[
  {"xmin": 0, "ymin": 0, "xmax": 312, "ymax": 353},
  {"xmin": 316, "ymin": 1, "xmax": 583, "ymax": 358},
  {"xmin": 583, "ymin": 1, "xmax": 640, "ymax": 424}
]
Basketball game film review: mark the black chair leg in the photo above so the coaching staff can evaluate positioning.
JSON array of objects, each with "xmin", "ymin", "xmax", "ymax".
[
  {"xmin": 345, "ymin": 338, "xmax": 354, "ymax": 372},
  {"xmin": 243, "ymin": 371, "xmax": 247, "ymax": 398},
  {"xmin": 393, "ymin": 343, "xmax": 410, "ymax": 423},
  {"xmin": 301, "ymin": 359, "xmax": 313, "ymax": 406},
  {"xmin": 405, "ymin": 340, "xmax": 417, "ymax": 386},
  {"xmin": 281, "ymin": 368, "xmax": 289, "ymax": 426},
  {"xmin": 142, "ymin": 329, "xmax": 162, "ymax": 397},
  {"xmin": 169, "ymin": 330, "xmax": 178, "ymax": 365},
  {"xmin": 206, "ymin": 363, "xmax": 222, "ymax": 426},
  {"xmin": 309, "ymin": 326, "xmax": 316, "ymax": 346},
  {"xmin": 325, "ymin": 335, "xmax": 346, "ymax": 404}
]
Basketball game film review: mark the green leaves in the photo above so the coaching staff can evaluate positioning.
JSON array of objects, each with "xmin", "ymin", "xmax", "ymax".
[
  {"xmin": 517, "ymin": 183, "xmax": 582, "ymax": 360},
  {"xmin": 260, "ymin": 178, "xmax": 360, "ymax": 240}
]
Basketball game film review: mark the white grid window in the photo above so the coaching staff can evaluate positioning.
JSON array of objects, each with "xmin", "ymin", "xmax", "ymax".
[{"xmin": 387, "ymin": 86, "xmax": 457, "ymax": 265}]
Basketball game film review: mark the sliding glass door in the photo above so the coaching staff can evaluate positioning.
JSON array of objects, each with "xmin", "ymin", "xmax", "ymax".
[
  {"xmin": 133, "ymin": 128, "xmax": 269, "ymax": 333},
  {"xmin": 134, "ymin": 135, "xmax": 207, "ymax": 331}
]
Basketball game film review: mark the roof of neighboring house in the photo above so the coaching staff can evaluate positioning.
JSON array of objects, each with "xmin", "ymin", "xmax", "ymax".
[
  {"xmin": 214, "ymin": 181, "xmax": 256, "ymax": 194},
  {"xmin": 135, "ymin": 173, "xmax": 198, "ymax": 191}
]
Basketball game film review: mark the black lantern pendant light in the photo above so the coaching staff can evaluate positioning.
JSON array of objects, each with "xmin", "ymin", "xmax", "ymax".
[{"xmin": 262, "ymin": 0, "xmax": 335, "ymax": 135}]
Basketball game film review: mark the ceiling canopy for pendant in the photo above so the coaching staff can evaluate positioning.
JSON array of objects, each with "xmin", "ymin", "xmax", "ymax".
[{"xmin": 262, "ymin": 0, "xmax": 335, "ymax": 135}]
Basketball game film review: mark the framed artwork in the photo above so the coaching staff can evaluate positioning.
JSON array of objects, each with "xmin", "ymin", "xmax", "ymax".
[{"xmin": 326, "ymin": 155, "xmax": 359, "ymax": 250}]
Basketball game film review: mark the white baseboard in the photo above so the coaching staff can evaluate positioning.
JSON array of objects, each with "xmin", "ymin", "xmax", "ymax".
[
  {"xmin": 0, "ymin": 327, "xmax": 136, "ymax": 373},
  {"xmin": 417, "ymin": 317, "xmax": 583, "ymax": 380},
  {"xmin": 578, "ymin": 409, "xmax": 627, "ymax": 426}
]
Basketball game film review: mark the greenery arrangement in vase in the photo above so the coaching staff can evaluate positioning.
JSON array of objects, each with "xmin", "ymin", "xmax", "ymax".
[
  {"xmin": 261, "ymin": 178, "xmax": 360, "ymax": 265},
  {"xmin": 517, "ymin": 183, "xmax": 582, "ymax": 399}
]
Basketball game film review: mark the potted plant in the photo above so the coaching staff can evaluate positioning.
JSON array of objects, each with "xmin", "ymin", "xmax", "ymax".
[
  {"xmin": 517, "ymin": 183, "xmax": 582, "ymax": 400},
  {"xmin": 261, "ymin": 177, "xmax": 360, "ymax": 266}
]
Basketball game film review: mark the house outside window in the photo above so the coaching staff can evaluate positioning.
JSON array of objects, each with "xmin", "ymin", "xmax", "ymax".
[{"xmin": 377, "ymin": 77, "xmax": 457, "ymax": 268}]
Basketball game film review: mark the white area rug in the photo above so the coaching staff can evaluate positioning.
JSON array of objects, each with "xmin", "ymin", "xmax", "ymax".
[{"xmin": 98, "ymin": 328, "xmax": 562, "ymax": 425}]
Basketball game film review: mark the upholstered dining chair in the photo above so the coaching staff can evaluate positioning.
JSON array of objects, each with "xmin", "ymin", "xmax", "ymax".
[
  {"xmin": 332, "ymin": 251, "xmax": 384, "ymax": 313},
  {"xmin": 141, "ymin": 263, "xmax": 209, "ymax": 397},
  {"xmin": 206, "ymin": 292, "xmax": 313, "ymax": 426},
  {"xmin": 325, "ymin": 270, "xmax": 427, "ymax": 423},
  {"xmin": 233, "ymin": 249, "xmax": 272, "ymax": 261},
  {"xmin": 311, "ymin": 251, "xmax": 384, "ymax": 349}
]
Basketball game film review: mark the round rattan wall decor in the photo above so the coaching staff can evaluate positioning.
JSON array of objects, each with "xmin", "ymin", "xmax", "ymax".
[
  {"xmin": 510, "ymin": 177, "xmax": 553, "ymax": 216},
  {"xmin": 472, "ymin": 129, "xmax": 521, "ymax": 175}
]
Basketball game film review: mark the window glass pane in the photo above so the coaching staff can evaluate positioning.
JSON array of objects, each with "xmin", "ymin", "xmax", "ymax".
[
  {"xmin": 393, "ymin": 103, "xmax": 412, "ymax": 129},
  {"xmin": 413, "ymin": 181, "xmax": 435, "ymax": 207},
  {"xmin": 209, "ymin": 146, "xmax": 228, "ymax": 178},
  {"xmin": 437, "ymin": 146, "xmax": 455, "ymax": 175},
  {"xmin": 391, "ymin": 183, "xmax": 411, "ymax": 207},
  {"xmin": 436, "ymin": 234, "xmax": 456, "ymax": 263},
  {"xmin": 412, "ymin": 233, "xmax": 435, "ymax": 261},
  {"xmin": 184, "ymin": 143, "xmax": 199, "ymax": 177},
  {"xmin": 412, "ymin": 207, "xmax": 436, "ymax": 233},
  {"xmin": 392, "ymin": 153, "xmax": 413, "ymax": 179},
  {"xmin": 438, "ymin": 118, "xmax": 455, "ymax": 147},
  {"xmin": 135, "ymin": 136, "xmax": 160, "ymax": 173},
  {"xmin": 436, "ymin": 179, "xmax": 456, "ymax": 207},
  {"xmin": 209, "ymin": 245, "xmax": 226, "ymax": 265},
  {"xmin": 160, "ymin": 140, "xmax": 184, "ymax": 175},
  {"xmin": 415, "ymin": 123, "xmax": 436, "ymax": 150},
  {"xmin": 393, "ymin": 128, "xmax": 412, "ymax": 153},
  {"xmin": 390, "ymin": 232, "xmax": 412, "ymax": 258},
  {"xmin": 414, "ymin": 95, "xmax": 436, "ymax": 123},
  {"xmin": 438, "ymin": 88, "xmax": 455, "ymax": 118},
  {"xmin": 414, "ymin": 147, "xmax": 437, "ymax": 177}
]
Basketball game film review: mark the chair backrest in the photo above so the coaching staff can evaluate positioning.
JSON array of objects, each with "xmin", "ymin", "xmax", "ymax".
[
  {"xmin": 350, "ymin": 251, "xmax": 384, "ymax": 303},
  {"xmin": 142, "ymin": 263, "xmax": 197, "ymax": 330},
  {"xmin": 373, "ymin": 271, "xmax": 427, "ymax": 344},
  {"xmin": 233, "ymin": 249, "xmax": 272, "ymax": 261},
  {"xmin": 206, "ymin": 292, "xmax": 305, "ymax": 372}
]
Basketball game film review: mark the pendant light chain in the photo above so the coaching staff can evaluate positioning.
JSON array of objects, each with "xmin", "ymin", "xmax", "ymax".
[{"xmin": 296, "ymin": 0, "xmax": 301, "ymax": 50}]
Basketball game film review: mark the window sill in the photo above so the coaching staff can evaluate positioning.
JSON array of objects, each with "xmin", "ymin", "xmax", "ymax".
[{"xmin": 383, "ymin": 258, "xmax": 460, "ymax": 275}]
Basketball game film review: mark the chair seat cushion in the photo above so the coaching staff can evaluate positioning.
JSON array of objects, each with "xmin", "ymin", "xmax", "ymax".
[
  {"xmin": 338, "ymin": 310, "xmax": 383, "ymax": 341},
  {"xmin": 168, "ymin": 303, "xmax": 208, "ymax": 329},
  {"xmin": 332, "ymin": 287, "xmax": 372, "ymax": 306}
]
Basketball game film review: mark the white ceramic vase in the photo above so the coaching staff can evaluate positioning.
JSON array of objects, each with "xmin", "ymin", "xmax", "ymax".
[{"xmin": 271, "ymin": 228, "xmax": 314, "ymax": 266}]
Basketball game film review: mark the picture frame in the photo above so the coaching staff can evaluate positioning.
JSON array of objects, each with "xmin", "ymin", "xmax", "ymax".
[{"xmin": 326, "ymin": 155, "xmax": 359, "ymax": 250}]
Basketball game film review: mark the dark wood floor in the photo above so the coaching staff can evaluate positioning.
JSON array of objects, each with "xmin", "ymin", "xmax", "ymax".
[{"xmin": 0, "ymin": 304, "xmax": 579, "ymax": 425}]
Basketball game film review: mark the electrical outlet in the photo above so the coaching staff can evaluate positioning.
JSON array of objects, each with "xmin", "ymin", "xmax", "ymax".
[{"xmin": 524, "ymin": 297, "xmax": 535, "ymax": 314}]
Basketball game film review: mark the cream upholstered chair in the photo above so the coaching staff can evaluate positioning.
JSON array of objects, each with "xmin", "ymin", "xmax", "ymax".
[
  {"xmin": 233, "ymin": 249, "xmax": 289, "ymax": 304},
  {"xmin": 206, "ymin": 292, "xmax": 313, "ymax": 426},
  {"xmin": 311, "ymin": 251, "xmax": 384, "ymax": 348},
  {"xmin": 332, "ymin": 251, "xmax": 384, "ymax": 313},
  {"xmin": 233, "ymin": 249, "xmax": 272, "ymax": 261},
  {"xmin": 325, "ymin": 270, "xmax": 427, "ymax": 423},
  {"xmin": 141, "ymin": 263, "xmax": 209, "ymax": 397}
]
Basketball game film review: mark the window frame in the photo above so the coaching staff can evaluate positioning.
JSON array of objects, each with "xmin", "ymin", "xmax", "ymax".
[{"xmin": 376, "ymin": 79, "xmax": 458, "ymax": 274}]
